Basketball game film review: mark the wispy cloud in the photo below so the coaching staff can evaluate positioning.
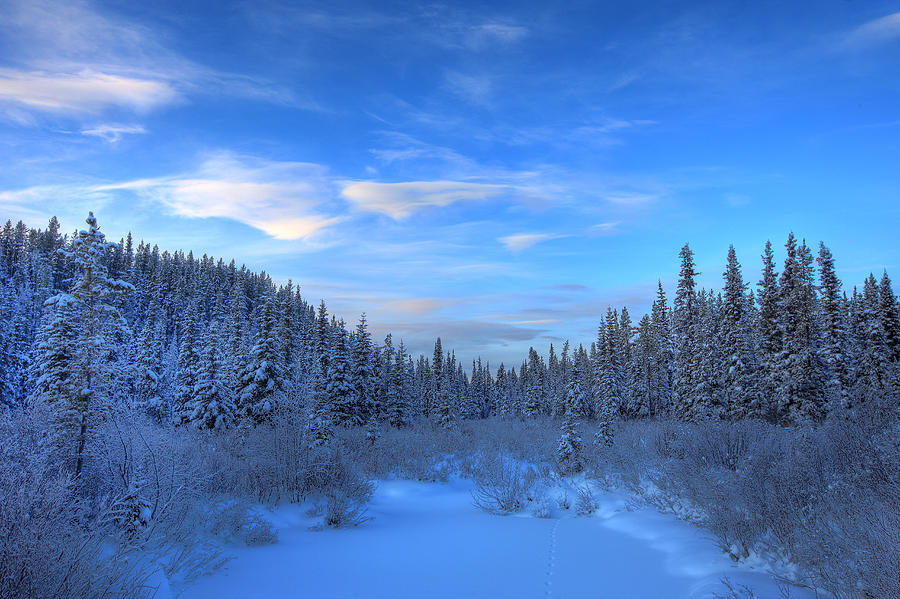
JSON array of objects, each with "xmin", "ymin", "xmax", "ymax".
[
  {"xmin": 499, "ymin": 233, "xmax": 558, "ymax": 252},
  {"xmin": 468, "ymin": 23, "xmax": 528, "ymax": 45},
  {"xmin": 444, "ymin": 71, "xmax": 494, "ymax": 105},
  {"xmin": 98, "ymin": 152, "xmax": 341, "ymax": 240},
  {"xmin": 0, "ymin": 0, "xmax": 302, "ymax": 125},
  {"xmin": 587, "ymin": 221, "xmax": 622, "ymax": 236},
  {"xmin": 843, "ymin": 12, "xmax": 900, "ymax": 49},
  {"xmin": 80, "ymin": 123, "xmax": 147, "ymax": 142},
  {"xmin": 0, "ymin": 69, "xmax": 177, "ymax": 114},
  {"xmin": 341, "ymin": 180, "xmax": 506, "ymax": 219},
  {"xmin": 383, "ymin": 297, "xmax": 465, "ymax": 316}
]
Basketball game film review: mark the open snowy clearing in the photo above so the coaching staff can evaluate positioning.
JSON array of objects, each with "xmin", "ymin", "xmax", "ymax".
[{"xmin": 168, "ymin": 479, "xmax": 815, "ymax": 599}]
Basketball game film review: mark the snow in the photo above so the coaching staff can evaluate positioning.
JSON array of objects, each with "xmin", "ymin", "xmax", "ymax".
[{"xmin": 171, "ymin": 479, "xmax": 817, "ymax": 599}]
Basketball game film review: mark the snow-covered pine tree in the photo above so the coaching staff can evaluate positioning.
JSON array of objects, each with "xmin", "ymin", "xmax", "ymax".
[
  {"xmin": 523, "ymin": 347, "xmax": 544, "ymax": 416},
  {"xmin": 692, "ymin": 290, "xmax": 722, "ymax": 419},
  {"xmin": 349, "ymin": 314, "xmax": 376, "ymax": 425},
  {"xmin": 174, "ymin": 301, "xmax": 200, "ymax": 425},
  {"xmin": 775, "ymin": 235, "xmax": 825, "ymax": 422},
  {"xmin": 817, "ymin": 243, "xmax": 851, "ymax": 411},
  {"xmin": 424, "ymin": 337, "xmax": 443, "ymax": 418},
  {"xmin": 756, "ymin": 241, "xmax": 781, "ymax": 421},
  {"xmin": 558, "ymin": 364, "xmax": 585, "ymax": 473},
  {"xmin": 134, "ymin": 318, "xmax": 166, "ymax": 421},
  {"xmin": 189, "ymin": 323, "xmax": 237, "ymax": 430},
  {"xmin": 673, "ymin": 244, "xmax": 700, "ymax": 419},
  {"xmin": 594, "ymin": 312, "xmax": 622, "ymax": 423},
  {"xmin": 633, "ymin": 314, "xmax": 654, "ymax": 417},
  {"xmin": 31, "ymin": 212, "xmax": 133, "ymax": 475},
  {"xmin": 855, "ymin": 273, "xmax": 891, "ymax": 403},
  {"xmin": 29, "ymin": 292, "xmax": 78, "ymax": 412},
  {"xmin": 387, "ymin": 340, "xmax": 411, "ymax": 427},
  {"xmin": 238, "ymin": 295, "xmax": 287, "ymax": 425},
  {"xmin": 721, "ymin": 246, "xmax": 759, "ymax": 419},
  {"xmin": 436, "ymin": 368, "xmax": 455, "ymax": 429},
  {"xmin": 326, "ymin": 321, "xmax": 354, "ymax": 425},
  {"xmin": 649, "ymin": 281, "xmax": 673, "ymax": 417},
  {"xmin": 878, "ymin": 272, "xmax": 900, "ymax": 368}
]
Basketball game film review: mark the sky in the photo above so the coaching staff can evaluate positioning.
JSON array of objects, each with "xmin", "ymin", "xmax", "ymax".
[{"xmin": 1, "ymin": 0, "xmax": 899, "ymax": 367}]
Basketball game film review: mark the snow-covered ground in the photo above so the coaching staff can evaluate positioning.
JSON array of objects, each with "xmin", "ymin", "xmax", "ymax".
[{"xmin": 171, "ymin": 479, "xmax": 815, "ymax": 599}]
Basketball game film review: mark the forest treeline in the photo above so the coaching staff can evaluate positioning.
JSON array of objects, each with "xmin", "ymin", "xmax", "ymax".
[{"xmin": 2, "ymin": 213, "xmax": 898, "ymax": 458}]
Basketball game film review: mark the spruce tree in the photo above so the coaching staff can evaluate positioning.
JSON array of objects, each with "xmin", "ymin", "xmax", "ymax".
[
  {"xmin": 721, "ymin": 246, "xmax": 759, "ymax": 418},
  {"xmin": 817, "ymin": 243, "xmax": 850, "ymax": 411},
  {"xmin": 757, "ymin": 241, "xmax": 781, "ymax": 420},
  {"xmin": 327, "ymin": 322, "xmax": 354, "ymax": 425},
  {"xmin": 775, "ymin": 235, "xmax": 824, "ymax": 422},
  {"xmin": 349, "ymin": 314, "xmax": 375, "ymax": 425},
  {"xmin": 674, "ymin": 244, "xmax": 700, "ymax": 419},
  {"xmin": 174, "ymin": 301, "xmax": 200, "ymax": 425},
  {"xmin": 238, "ymin": 296, "xmax": 286, "ymax": 424},
  {"xmin": 558, "ymin": 365, "xmax": 585, "ymax": 473},
  {"xmin": 31, "ymin": 212, "xmax": 133, "ymax": 475},
  {"xmin": 189, "ymin": 323, "xmax": 237, "ymax": 430}
]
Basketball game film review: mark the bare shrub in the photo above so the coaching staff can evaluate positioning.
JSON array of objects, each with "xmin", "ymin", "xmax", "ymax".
[
  {"xmin": 471, "ymin": 453, "xmax": 535, "ymax": 514},
  {"xmin": 574, "ymin": 485, "xmax": 598, "ymax": 516},
  {"xmin": 532, "ymin": 492, "xmax": 553, "ymax": 518}
]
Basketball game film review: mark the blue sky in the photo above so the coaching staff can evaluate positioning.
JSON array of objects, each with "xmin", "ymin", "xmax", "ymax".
[{"xmin": 1, "ymin": 0, "xmax": 899, "ymax": 367}]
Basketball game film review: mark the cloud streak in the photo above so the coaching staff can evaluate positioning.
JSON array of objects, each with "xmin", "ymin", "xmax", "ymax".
[
  {"xmin": 843, "ymin": 12, "xmax": 900, "ymax": 49},
  {"xmin": 498, "ymin": 233, "xmax": 558, "ymax": 252},
  {"xmin": 98, "ymin": 152, "xmax": 341, "ymax": 240},
  {"xmin": 0, "ymin": 69, "xmax": 178, "ymax": 114},
  {"xmin": 341, "ymin": 180, "xmax": 506, "ymax": 219},
  {"xmin": 80, "ymin": 123, "xmax": 147, "ymax": 142}
]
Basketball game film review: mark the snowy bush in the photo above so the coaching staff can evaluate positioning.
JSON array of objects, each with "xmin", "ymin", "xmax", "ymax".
[
  {"xmin": 0, "ymin": 411, "xmax": 154, "ymax": 599},
  {"xmin": 471, "ymin": 453, "xmax": 535, "ymax": 514},
  {"xmin": 531, "ymin": 492, "xmax": 553, "ymax": 518},
  {"xmin": 593, "ymin": 416, "xmax": 900, "ymax": 599},
  {"xmin": 302, "ymin": 447, "xmax": 374, "ymax": 528},
  {"xmin": 574, "ymin": 485, "xmax": 598, "ymax": 516},
  {"xmin": 207, "ymin": 500, "xmax": 278, "ymax": 546}
]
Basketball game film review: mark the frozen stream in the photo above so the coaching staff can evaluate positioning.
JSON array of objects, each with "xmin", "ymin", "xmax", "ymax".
[{"xmin": 174, "ymin": 479, "xmax": 814, "ymax": 599}]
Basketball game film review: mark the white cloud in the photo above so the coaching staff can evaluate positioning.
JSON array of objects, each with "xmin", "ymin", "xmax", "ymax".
[
  {"xmin": 81, "ymin": 123, "xmax": 147, "ymax": 142},
  {"xmin": 603, "ymin": 192, "xmax": 659, "ymax": 205},
  {"xmin": 844, "ymin": 12, "xmax": 900, "ymax": 48},
  {"xmin": 465, "ymin": 23, "xmax": 528, "ymax": 48},
  {"xmin": 587, "ymin": 221, "xmax": 621, "ymax": 236},
  {"xmin": 1, "ymin": 0, "xmax": 300, "ymax": 123},
  {"xmin": 341, "ymin": 180, "xmax": 505, "ymax": 219},
  {"xmin": 498, "ymin": 233, "xmax": 556, "ymax": 252},
  {"xmin": 97, "ymin": 152, "xmax": 340, "ymax": 240},
  {"xmin": 0, "ymin": 69, "xmax": 178, "ymax": 114},
  {"xmin": 444, "ymin": 71, "xmax": 493, "ymax": 105}
]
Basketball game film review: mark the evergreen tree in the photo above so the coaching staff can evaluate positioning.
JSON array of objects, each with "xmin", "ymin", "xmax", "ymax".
[
  {"xmin": 649, "ymin": 281, "xmax": 673, "ymax": 417},
  {"xmin": 31, "ymin": 212, "xmax": 133, "ymax": 475},
  {"xmin": 673, "ymin": 244, "xmax": 700, "ymax": 419},
  {"xmin": 757, "ymin": 241, "xmax": 781, "ymax": 420},
  {"xmin": 349, "ymin": 314, "xmax": 376, "ymax": 425},
  {"xmin": 817, "ymin": 243, "xmax": 850, "ymax": 411},
  {"xmin": 775, "ymin": 235, "xmax": 824, "ymax": 422},
  {"xmin": 721, "ymin": 246, "xmax": 759, "ymax": 418},
  {"xmin": 523, "ymin": 347, "xmax": 545, "ymax": 416},
  {"xmin": 557, "ymin": 414, "xmax": 583, "ymax": 473},
  {"xmin": 134, "ymin": 318, "xmax": 165, "ymax": 421},
  {"xmin": 855, "ymin": 274, "xmax": 890, "ymax": 402},
  {"xmin": 238, "ymin": 296, "xmax": 287, "ymax": 424},
  {"xmin": 174, "ymin": 301, "xmax": 200, "ymax": 425},
  {"xmin": 327, "ymin": 322, "xmax": 354, "ymax": 425},
  {"xmin": 189, "ymin": 323, "xmax": 237, "ymax": 430},
  {"xmin": 387, "ymin": 341, "xmax": 411, "ymax": 427}
]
